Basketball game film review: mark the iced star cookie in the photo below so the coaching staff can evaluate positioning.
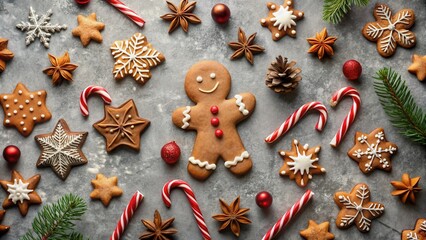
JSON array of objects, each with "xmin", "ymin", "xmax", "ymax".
[
  {"xmin": 402, "ymin": 219, "xmax": 426, "ymax": 240},
  {"xmin": 260, "ymin": 0, "xmax": 304, "ymax": 41},
  {"xmin": 172, "ymin": 61, "xmax": 256, "ymax": 181}
]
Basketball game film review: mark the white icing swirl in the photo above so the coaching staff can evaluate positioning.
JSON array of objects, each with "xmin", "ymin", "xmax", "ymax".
[
  {"xmin": 7, "ymin": 179, "xmax": 33, "ymax": 204},
  {"xmin": 224, "ymin": 151, "xmax": 249, "ymax": 168},
  {"xmin": 181, "ymin": 106, "xmax": 191, "ymax": 129},
  {"xmin": 189, "ymin": 157, "xmax": 216, "ymax": 170},
  {"xmin": 234, "ymin": 95, "xmax": 249, "ymax": 115}
]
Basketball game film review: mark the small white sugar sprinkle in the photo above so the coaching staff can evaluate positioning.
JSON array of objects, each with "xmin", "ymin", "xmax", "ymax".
[
  {"xmin": 3, "ymin": 96, "xmax": 7, "ymax": 100},
  {"xmin": 41, "ymin": 114, "xmax": 45, "ymax": 118},
  {"xmin": 37, "ymin": 91, "xmax": 42, "ymax": 96},
  {"xmin": 275, "ymin": 33, "xmax": 280, "ymax": 38},
  {"xmin": 20, "ymin": 121, "xmax": 24, "ymax": 125},
  {"xmin": 18, "ymin": 90, "xmax": 22, "ymax": 95},
  {"xmin": 271, "ymin": 4, "xmax": 276, "ymax": 9},
  {"xmin": 210, "ymin": 73, "xmax": 216, "ymax": 79}
]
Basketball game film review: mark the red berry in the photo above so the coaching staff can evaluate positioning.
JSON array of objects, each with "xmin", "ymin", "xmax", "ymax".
[
  {"xmin": 210, "ymin": 105, "xmax": 219, "ymax": 115},
  {"xmin": 342, "ymin": 59, "xmax": 362, "ymax": 81},
  {"xmin": 215, "ymin": 129, "xmax": 223, "ymax": 138},
  {"xmin": 161, "ymin": 141, "xmax": 181, "ymax": 165},
  {"xmin": 211, "ymin": 117, "xmax": 220, "ymax": 126},
  {"xmin": 211, "ymin": 3, "xmax": 231, "ymax": 24},
  {"xmin": 256, "ymin": 191, "xmax": 273, "ymax": 208},
  {"xmin": 3, "ymin": 145, "xmax": 21, "ymax": 164}
]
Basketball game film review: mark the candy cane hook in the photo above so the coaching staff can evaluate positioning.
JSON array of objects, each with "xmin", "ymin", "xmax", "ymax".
[
  {"xmin": 105, "ymin": 0, "xmax": 145, "ymax": 27},
  {"xmin": 265, "ymin": 102, "xmax": 328, "ymax": 143},
  {"xmin": 329, "ymin": 87, "xmax": 361, "ymax": 147},
  {"xmin": 80, "ymin": 85, "xmax": 112, "ymax": 116},
  {"xmin": 162, "ymin": 179, "xmax": 211, "ymax": 240},
  {"xmin": 110, "ymin": 191, "xmax": 144, "ymax": 240}
]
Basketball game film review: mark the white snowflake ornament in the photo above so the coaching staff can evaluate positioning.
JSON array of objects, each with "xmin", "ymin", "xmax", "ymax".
[{"xmin": 16, "ymin": 7, "xmax": 67, "ymax": 48}]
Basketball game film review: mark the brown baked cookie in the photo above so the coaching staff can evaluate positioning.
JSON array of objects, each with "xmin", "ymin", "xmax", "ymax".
[
  {"xmin": 72, "ymin": 13, "xmax": 105, "ymax": 47},
  {"xmin": 172, "ymin": 61, "xmax": 256, "ymax": 181},
  {"xmin": 90, "ymin": 174, "xmax": 123, "ymax": 207},
  {"xmin": 402, "ymin": 218, "xmax": 426, "ymax": 240},
  {"xmin": 0, "ymin": 38, "xmax": 14, "ymax": 73},
  {"xmin": 35, "ymin": 119, "xmax": 88, "ymax": 180},
  {"xmin": 260, "ymin": 0, "xmax": 304, "ymax": 41},
  {"xmin": 0, "ymin": 170, "xmax": 42, "ymax": 216},
  {"xmin": 334, "ymin": 183, "xmax": 384, "ymax": 232},
  {"xmin": 362, "ymin": 3, "xmax": 416, "ymax": 58},
  {"xmin": 347, "ymin": 128, "xmax": 397, "ymax": 174},
  {"xmin": 408, "ymin": 54, "xmax": 426, "ymax": 81},
  {"xmin": 93, "ymin": 99, "xmax": 150, "ymax": 152},
  {"xmin": 110, "ymin": 33, "xmax": 165, "ymax": 84},
  {"xmin": 299, "ymin": 220, "xmax": 334, "ymax": 240},
  {"xmin": 278, "ymin": 139, "xmax": 325, "ymax": 187},
  {"xmin": 0, "ymin": 210, "xmax": 9, "ymax": 236},
  {"xmin": 0, "ymin": 83, "xmax": 52, "ymax": 137}
]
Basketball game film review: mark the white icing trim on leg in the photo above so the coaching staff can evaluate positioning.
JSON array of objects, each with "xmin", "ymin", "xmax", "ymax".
[
  {"xmin": 234, "ymin": 95, "xmax": 249, "ymax": 116},
  {"xmin": 224, "ymin": 151, "xmax": 249, "ymax": 168},
  {"xmin": 181, "ymin": 106, "xmax": 191, "ymax": 129},
  {"xmin": 189, "ymin": 157, "xmax": 216, "ymax": 170}
]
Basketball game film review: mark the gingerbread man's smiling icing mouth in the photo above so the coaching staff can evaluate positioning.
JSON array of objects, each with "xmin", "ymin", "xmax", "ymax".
[{"xmin": 197, "ymin": 73, "xmax": 220, "ymax": 93}]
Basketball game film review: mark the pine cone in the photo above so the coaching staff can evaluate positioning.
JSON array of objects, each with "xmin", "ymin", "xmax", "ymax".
[{"xmin": 265, "ymin": 56, "xmax": 302, "ymax": 94}]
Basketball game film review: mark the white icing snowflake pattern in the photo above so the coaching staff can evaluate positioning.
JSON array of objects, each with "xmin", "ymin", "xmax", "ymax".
[
  {"xmin": 270, "ymin": 6, "xmax": 297, "ymax": 31},
  {"xmin": 16, "ymin": 7, "xmax": 67, "ymax": 48},
  {"xmin": 111, "ymin": 33, "xmax": 165, "ymax": 83},
  {"xmin": 287, "ymin": 141, "xmax": 319, "ymax": 176},
  {"xmin": 352, "ymin": 131, "xmax": 397, "ymax": 172},
  {"xmin": 6, "ymin": 179, "xmax": 33, "ymax": 204},
  {"xmin": 337, "ymin": 185, "xmax": 384, "ymax": 232},
  {"xmin": 421, "ymin": 221, "xmax": 426, "ymax": 232}
]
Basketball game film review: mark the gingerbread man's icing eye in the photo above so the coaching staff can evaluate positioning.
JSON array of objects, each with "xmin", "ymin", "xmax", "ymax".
[
  {"xmin": 210, "ymin": 73, "xmax": 216, "ymax": 79},
  {"xmin": 196, "ymin": 76, "xmax": 203, "ymax": 83}
]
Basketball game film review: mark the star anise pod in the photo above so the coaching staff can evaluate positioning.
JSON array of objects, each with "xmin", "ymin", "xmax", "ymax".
[
  {"xmin": 140, "ymin": 210, "xmax": 177, "ymax": 240},
  {"xmin": 307, "ymin": 28, "xmax": 337, "ymax": 60},
  {"xmin": 42, "ymin": 51, "xmax": 78, "ymax": 85},
  {"xmin": 229, "ymin": 27, "xmax": 265, "ymax": 65},
  {"xmin": 391, "ymin": 173, "xmax": 422, "ymax": 204},
  {"xmin": 212, "ymin": 196, "xmax": 251, "ymax": 237},
  {"xmin": 160, "ymin": 0, "xmax": 201, "ymax": 33}
]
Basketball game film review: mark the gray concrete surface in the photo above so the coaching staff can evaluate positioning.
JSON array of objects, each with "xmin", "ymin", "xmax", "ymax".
[{"xmin": 0, "ymin": 0, "xmax": 425, "ymax": 239}]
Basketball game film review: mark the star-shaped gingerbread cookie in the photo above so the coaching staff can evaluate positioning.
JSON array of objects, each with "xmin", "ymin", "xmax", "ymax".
[
  {"xmin": 0, "ymin": 83, "xmax": 52, "ymax": 137},
  {"xmin": 278, "ymin": 139, "xmax": 325, "ymax": 187},
  {"xmin": 0, "ymin": 38, "xmax": 14, "ymax": 73},
  {"xmin": 72, "ymin": 13, "xmax": 105, "ymax": 47},
  {"xmin": 408, "ymin": 54, "xmax": 426, "ymax": 81},
  {"xmin": 93, "ymin": 99, "xmax": 150, "ymax": 152},
  {"xmin": 402, "ymin": 218, "xmax": 426, "ymax": 240},
  {"xmin": 334, "ymin": 183, "xmax": 384, "ymax": 232},
  {"xmin": 347, "ymin": 128, "xmax": 397, "ymax": 174},
  {"xmin": 300, "ymin": 220, "xmax": 334, "ymax": 240},
  {"xmin": 35, "ymin": 119, "xmax": 88, "ymax": 180},
  {"xmin": 90, "ymin": 174, "xmax": 123, "ymax": 207},
  {"xmin": 260, "ymin": 0, "xmax": 304, "ymax": 41},
  {"xmin": 0, "ymin": 210, "xmax": 10, "ymax": 236},
  {"xmin": 0, "ymin": 170, "xmax": 42, "ymax": 216}
]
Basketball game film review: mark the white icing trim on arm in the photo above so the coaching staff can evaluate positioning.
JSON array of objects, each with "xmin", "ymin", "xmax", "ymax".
[
  {"xmin": 234, "ymin": 95, "xmax": 249, "ymax": 116},
  {"xmin": 189, "ymin": 157, "xmax": 217, "ymax": 170},
  {"xmin": 181, "ymin": 106, "xmax": 191, "ymax": 129},
  {"xmin": 224, "ymin": 151, "xmax": 249, "ymax": 168}
]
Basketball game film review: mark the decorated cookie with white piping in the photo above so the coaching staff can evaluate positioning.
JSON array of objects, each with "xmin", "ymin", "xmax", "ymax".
[{"xmin": 172, "ymin": 60, "xmax": 256, "ymax": 181}]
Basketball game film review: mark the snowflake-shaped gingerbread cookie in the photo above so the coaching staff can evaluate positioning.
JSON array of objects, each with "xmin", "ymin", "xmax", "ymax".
[
  {"xmin": 362, "ymin": 3, "xmax": 416, "ymax": 57},
  {"xmin": 402, "ymin": 219, "xmax": 426, "ymax": 240},
  {"xmin": 334, "ymin": 183, "xmax": 385, "ymax": 233},
  {"xmin": 110, "ymin": 33, "xmax": 165, "ymax": 84},
  {"xmin": 348, "ymin": 128, "xmax": 397, "ymax": 174},
  {"xmin": 16, "ymin": 7, "xmax": 67, "ymax": 48}
]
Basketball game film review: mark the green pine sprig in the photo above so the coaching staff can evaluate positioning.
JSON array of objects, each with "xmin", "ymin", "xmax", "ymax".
[
  {"xmin": 374, "ymin": 68, "xmax": 426, "ymax": 145},
  {"xmin": 323, "ymin": 0, "xmax": 370, "ymax": 24},
  {"xmin": 21, "ymin": 194, "xmax": 89, "ymax": 240}
]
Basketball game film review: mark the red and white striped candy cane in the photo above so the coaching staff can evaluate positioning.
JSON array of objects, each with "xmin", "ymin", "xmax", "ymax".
[
  {"xmin": 105, "ymin": 0, "xmax": 145, "ymax": 27},
  {"xmin": 110, "ymin": 191, "xmax": 144, "ymax": 240},
  {"xmin": 261, "ymin": 190, "xmax": 314, "ymax": 240},
  {"xmin": 80, "ymin": 85, "xmax": 112, "ymax": 117},
  {"xmin": 265, "ymin": 102, "xmax": 328, "ymax": 143},
  {"xmin": 329, "ymin": 87, "xmax": 361, "ymax": 147},
  {"xmin": 162, "ymin": 179, "xmax": 211, "ymax": 240}
]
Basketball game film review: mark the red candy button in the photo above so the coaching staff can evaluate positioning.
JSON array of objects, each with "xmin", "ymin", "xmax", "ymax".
[
  {"xmin": 215, "ymin": 129, "xmax": 223, "ymax": 138},
  {"xmin": 211, "ymin": 117, "xmax": 219, "ymax": 126},
  {"xmin": 210, "ymin": 106, "xmax": 219, "ymax": 115}
]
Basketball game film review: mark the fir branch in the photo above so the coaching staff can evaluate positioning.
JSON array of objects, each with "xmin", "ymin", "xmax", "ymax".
[
  {"xmin": 21, "ymin": 194, "xmax": 89, "ymax": 240},
  {"xmin": 323, "ymin": 0, "xmax": 370, "ymax": 24},
  {"xmin": 374, "ymin": 68, "xmax": 426, "ymax": 145}
]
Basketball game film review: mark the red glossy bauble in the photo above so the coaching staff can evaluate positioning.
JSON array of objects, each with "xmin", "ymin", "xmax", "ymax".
[
  {"xmin": 210, "ymin": 105, "xmax": 219, "ymax": 115},
  {"xmin": 256, "ymin": 191, "xmax": 273, "ymax": 208},
  {"xmin": 342, "ymin": 59, "xmax": 362, "ymax": 81},
  {"xmin": 211, "ymin": 117, "xmax": 220, "ymax": 126},
  {"xmin": 3, "ymin": 145, "xmax": 21, "ymax": 164},
  {"xmin": 211, "ymin": 3, "xmax": 231, "ymax": 24},
  {"xmin": 161, "ymin": 141, "xmax": 181, "ymax": 165},
  {"xmin": 215, "ymin": 129, "xmax": 223, "ymax": 138},
  {"xmin": 75, "ymin": 0, "xmax": 90, "ymax": 5}
]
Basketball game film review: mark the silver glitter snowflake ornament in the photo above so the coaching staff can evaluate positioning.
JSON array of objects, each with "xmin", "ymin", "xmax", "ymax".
[{"xmin": 16, "ymin": 7, "xmax": 67, "ymax": 48}]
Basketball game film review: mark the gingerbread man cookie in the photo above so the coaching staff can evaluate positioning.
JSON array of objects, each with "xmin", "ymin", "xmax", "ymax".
[{"xmin": 172, "ymin": 61, "xmax": 256, "ymax": 181}]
